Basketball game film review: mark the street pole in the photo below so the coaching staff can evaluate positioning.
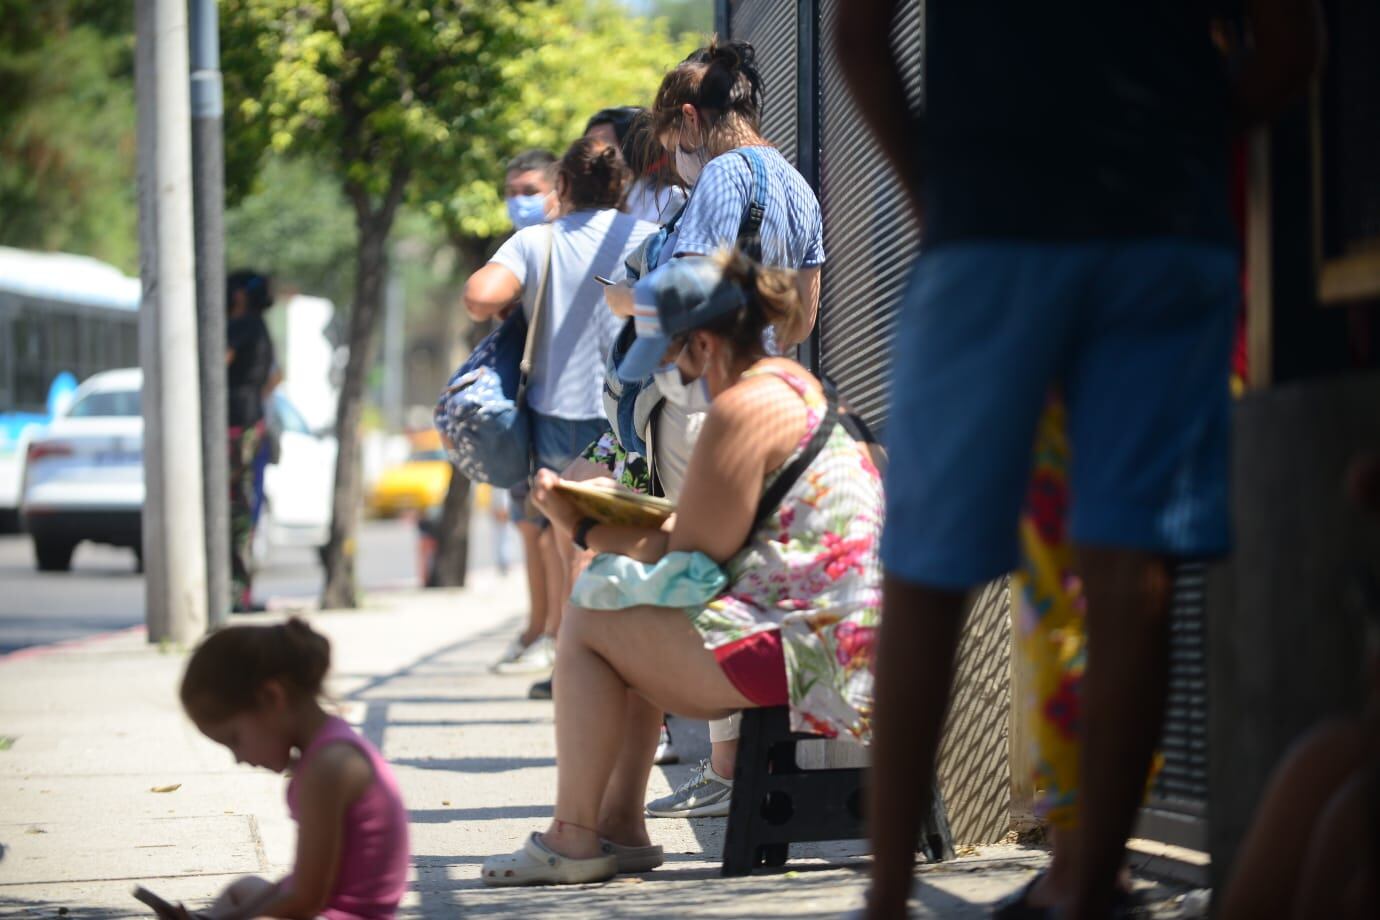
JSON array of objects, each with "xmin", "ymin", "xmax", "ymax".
[
  {"xmin": 189, "ymin": 0, "xmax": 229, "ymax": 628},
  {"xmin": 135, "ymin": 0, "xmax": 209, "ymax": 644}
]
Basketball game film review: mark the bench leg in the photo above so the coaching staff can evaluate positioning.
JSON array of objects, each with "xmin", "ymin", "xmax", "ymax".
[{"xmin": 722, "ymin": 710, "xmax": 777, "ymax": 877}]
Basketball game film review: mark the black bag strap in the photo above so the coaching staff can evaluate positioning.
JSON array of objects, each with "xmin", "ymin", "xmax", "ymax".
[
  {"xmin": 749, "ymin": 387, "xmax": 839, "ymax": 535},
  {"xmin": 819, "ymin": 374, "xmax": 881, "ymax": 447}
]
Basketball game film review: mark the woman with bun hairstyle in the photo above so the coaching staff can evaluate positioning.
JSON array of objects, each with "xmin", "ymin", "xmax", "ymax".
[
  {"xmin": 601, "ymin": 37, "xmax": 827, "ymax": 820},
  {"xmin": 177, "ymin": 619, "xmax": 410, "ymax": 918},
  {"xmin": 480, "ymin": 251, "xmax": 882, "ymax": 886},
  {"xmin": 606, "ymin": 38, "xmax": 824, "ymax": 346},
  {"xmin": 465, "ymin": 137, "xmax": 658, "ymax": 671}
]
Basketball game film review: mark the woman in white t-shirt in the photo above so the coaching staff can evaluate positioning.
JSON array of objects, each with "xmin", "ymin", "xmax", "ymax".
[{"xmin": 464, "ymin": 137, "xmax": 656, "ymax": 650}]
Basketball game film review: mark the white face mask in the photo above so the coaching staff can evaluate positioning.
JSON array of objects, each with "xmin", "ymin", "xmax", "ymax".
[
  {"xmin": 675, "ymin": 146, "xmax": 708, "ymax": 187},
  {"xmin": 674, "ymin": 120, "xmax": 709, "ymax": 187},
  {"xmin": 654, "ymin": 359, "xmax": 712, "ymax": 413}
]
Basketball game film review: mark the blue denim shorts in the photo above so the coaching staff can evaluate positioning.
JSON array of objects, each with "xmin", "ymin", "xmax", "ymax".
[
  {"xmin": 509, "ymin": 413, "xmax": 610, "ymax": 525},
  {"xmin": 881, "ymin": 239, "xmax": 1238, "ymax": 589}
]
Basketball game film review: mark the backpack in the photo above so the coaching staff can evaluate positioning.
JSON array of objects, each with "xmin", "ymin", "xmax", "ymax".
[
  {"xmin": 433, "ymin": 226, "xmax": 553, "ymax": 489},
  {"xmin": 601, "ymin": 147, "xmax": 770, "ymax": 466}
]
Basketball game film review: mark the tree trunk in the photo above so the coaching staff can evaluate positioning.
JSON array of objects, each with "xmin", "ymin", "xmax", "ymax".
[
  {"xmin": 320, "ymin": 217, "xmax": 391, "ymax": 609},
  {"xmin": 427, "ymin": 473, "xmax": 471, "ymax": 587}
]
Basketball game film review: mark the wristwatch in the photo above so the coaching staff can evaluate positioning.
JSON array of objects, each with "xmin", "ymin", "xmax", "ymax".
[{"xmin": 573, "ymin": 517, "xmax": 599, "ymax": 550}]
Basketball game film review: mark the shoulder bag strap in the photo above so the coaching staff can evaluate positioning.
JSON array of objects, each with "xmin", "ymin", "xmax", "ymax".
[
  {"xmin": 749, "ymin": 386, "xmax": 839, "ymax": 535},
  {"xmin": 735, "ymin": 147, "xmax": 769, "ymax": 262},
  {"xmin": 516, "ymin": 223, "xmax": 554, "ymax": 409}
]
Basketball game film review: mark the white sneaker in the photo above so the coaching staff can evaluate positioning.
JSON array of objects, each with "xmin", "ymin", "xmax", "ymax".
[
  {"xmin": 489, "ymin": 635, "xmax": 530, "ymax": 673},
  {"xmin": 494, "ymin": 635, "xmax": 555, "ymax": 675},
  {"xmin": 645, "ymin": 759, "xmax": 733, "ymax": 818}
]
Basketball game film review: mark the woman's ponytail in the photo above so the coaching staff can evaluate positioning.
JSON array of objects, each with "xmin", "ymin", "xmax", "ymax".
[{"xmin": 704, "ymin": 248, "xmax": 806, "ymax": 353}]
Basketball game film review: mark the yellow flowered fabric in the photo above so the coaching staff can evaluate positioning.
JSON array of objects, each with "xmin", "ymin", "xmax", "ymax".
[{"xmin": 1013, "ymin": 398, "xmax": 1162, "ymax": 828}]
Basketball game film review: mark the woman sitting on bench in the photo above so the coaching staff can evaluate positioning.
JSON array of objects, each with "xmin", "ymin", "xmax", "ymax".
[{"xmin": 480, "ymin": 251, "xmax": 885, "ymax": 887}]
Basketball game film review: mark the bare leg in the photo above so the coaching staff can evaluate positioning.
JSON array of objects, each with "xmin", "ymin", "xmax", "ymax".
[
  {"xmin": 866, "ymin": 576, "xmax": 967, "ymax": 920},
  {"xmin": 542, "ymin": 604, "xmax": 754, "ymax": 860},
  {"xmin": 1066, "ymin": 547, "xmax": 1171, "ymax": 920},
  {"xmin": 597, "ymin": 690, "xmax": 663, "ymax": 846},
  {"xmin": 516, "ymin": 520, "xmax": 546, "ymax": 646},
  {"xmin": 540, "ymin": 526, "xmax": 564, "ymax": 637},
  {"xmin": 1218, "ymin": 719, "xmax": 1367, "ymax": 920}
]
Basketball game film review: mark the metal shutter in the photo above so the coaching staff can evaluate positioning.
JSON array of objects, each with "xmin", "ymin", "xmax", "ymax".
[
  {"xmin": 727, "ymin": 0, "xmax": 799, "ymax": 168},
  {"xmin": 816, "ymin": 0, "xmax": 923, "ymax": 436},
  {"xmin": 1139, "ymin": 561, "xmax": 1210, "ymax": 851}
]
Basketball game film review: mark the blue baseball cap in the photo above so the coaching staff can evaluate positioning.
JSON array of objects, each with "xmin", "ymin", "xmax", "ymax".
[{"xmin": 616, "ymin": 258, "xmax": 748, "ymax": 383}]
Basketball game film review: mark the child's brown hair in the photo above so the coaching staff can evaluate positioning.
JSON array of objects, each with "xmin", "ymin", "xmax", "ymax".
[{"xmin": 180, "ymin": 618, "xmax": 330, "ymax": 723}]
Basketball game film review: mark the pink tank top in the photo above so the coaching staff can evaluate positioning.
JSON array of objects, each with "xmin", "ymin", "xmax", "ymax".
[{"xmin": 286, "ymin": 717, "xmax": 410, "ymax": 920}]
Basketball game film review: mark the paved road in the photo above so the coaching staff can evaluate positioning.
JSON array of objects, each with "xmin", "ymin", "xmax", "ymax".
[{"xmin": 0, "ymin": 514, "xmax": 511, "ymax": 655}]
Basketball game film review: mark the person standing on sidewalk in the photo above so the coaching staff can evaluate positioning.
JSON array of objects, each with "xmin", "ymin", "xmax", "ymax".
[
  {"xmin": 834, "ymin": 2, "xmax": 1323, "ymax": 918},
  {"xmin": 465, "ymin": 138, "xmax": 657, "ymax": 684},
  {"xmin": 488, "ymin": 149, "xmax": 560, "ymax": 675},
  {"xmin": 602, "ymin": 38, "xmax": 826, "ymax": 819},
  {"xmin": 225, "ymin": 270, "xmax": 275, "ymax": 614}
]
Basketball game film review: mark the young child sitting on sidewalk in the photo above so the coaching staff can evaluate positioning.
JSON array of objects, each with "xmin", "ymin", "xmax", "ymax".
[{"xmin": 177, "ymin": 619, "xmax": 410, "ymax": 920}]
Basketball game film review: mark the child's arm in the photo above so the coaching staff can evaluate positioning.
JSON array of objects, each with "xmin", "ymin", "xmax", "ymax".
[{"xmin": 238, "ymin": 743, "xmax": 375, "ymax": 920}]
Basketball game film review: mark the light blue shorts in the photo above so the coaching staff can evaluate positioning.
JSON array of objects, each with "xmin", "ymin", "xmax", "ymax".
[
  {"xmin": 881, "ymin": 239, "xmax": 1238, "ymax": 589},
  {"xmin": 509, "ymin": 413, "xmax": 610, "ymax": 525}
]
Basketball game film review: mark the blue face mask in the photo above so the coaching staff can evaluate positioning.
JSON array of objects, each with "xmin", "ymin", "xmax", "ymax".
[{"xmin": 506, "ymin": 194, "xmax": 548, "ymax": 229}]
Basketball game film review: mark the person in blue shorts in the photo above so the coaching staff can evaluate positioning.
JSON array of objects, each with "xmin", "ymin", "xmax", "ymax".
[{"xmin": 835, "ymin": 2, "xmax": 1324, "ymax": 918}]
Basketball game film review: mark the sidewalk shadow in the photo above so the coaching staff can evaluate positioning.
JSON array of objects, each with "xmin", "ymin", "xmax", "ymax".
[
  {"xmin": 402, "ymin": 858, "xmax": 994, "ymax": 918},
  {"xmin": 410, "ymin": 805, "xmax": 551, "ymax": 824},
  {"xmin": 0, "ymin": 896, "xmax": 136, "ymax": 919},
  {"xmin": 393, "ymin": 756, "xmax": 556, "ymax": 774}
]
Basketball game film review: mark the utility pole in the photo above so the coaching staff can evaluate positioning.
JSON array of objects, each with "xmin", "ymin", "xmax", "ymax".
[
  {"xmin": 135, "ymin": 0, "xmax": 209, "ymax": 644},
  {"xmin": 189, "ymin": 0, "xmax": 229, "ymax": 628}
]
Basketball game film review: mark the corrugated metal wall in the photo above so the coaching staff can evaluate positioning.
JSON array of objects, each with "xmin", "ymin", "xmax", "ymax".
[
  {"xmin": 728, "ymin": 0, "xmax": 799, "ymax": 169},
  {"xmin": 816, "ymin": 0, "xmax": 923, "ymax": 435}
]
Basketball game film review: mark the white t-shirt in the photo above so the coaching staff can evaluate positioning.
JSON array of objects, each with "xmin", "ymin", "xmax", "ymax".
[
  {"xmin": 625, "ymin": 180, "xmax": 687, "ymax": 227},
  {"xmin": 652, "ymin": 400, "xmax": 705, "ymax": 502},
  {"xmin": 491, "ymin": 209, "xmax": 656, "ymax": 420}
]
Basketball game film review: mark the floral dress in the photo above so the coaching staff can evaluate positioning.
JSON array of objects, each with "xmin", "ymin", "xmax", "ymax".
[
  {"xmin": 689, "ymin": 367, "xmax": 885, "ymax": 743},
  {"xmin": 1014, "ymin": 397, "xmax": 1162, "ymax": 828}
]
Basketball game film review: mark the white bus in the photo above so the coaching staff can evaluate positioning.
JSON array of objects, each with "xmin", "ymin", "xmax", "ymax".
[{"xmin": 0, "ymin": 248, "xmax": 140, "ymax": 529}]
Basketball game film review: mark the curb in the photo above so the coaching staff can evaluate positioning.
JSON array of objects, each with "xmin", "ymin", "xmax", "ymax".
[{"xmin": 0, "ymin": 624, "xmax": 147, "ymax": 666}]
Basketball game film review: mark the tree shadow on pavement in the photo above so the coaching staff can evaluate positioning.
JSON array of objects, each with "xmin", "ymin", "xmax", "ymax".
[{"xmin": 0, "ymin": 895, "xmax": 142, "ymax": 919}]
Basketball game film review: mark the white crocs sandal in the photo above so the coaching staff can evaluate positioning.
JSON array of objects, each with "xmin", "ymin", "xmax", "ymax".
[
  {"xmin": 481, "ymin": 832, "xmax": 618, "ymax": 887},
  {"xmin": 600, "ymin": 838, "xmax": 664, "ymax": 873}
]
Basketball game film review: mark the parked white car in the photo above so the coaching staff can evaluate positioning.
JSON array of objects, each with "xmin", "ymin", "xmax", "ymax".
[{"xmin": 20, "ymin": 368, "xmax": 336, "ymax": 573}]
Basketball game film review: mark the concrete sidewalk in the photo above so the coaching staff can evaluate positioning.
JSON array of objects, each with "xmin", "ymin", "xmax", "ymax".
[{"xmin": 0, "ymin": 570, "xmax": 1193, "ymax": 918}]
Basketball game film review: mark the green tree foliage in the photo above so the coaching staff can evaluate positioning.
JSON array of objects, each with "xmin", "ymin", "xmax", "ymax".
[
  {"xmin": 220, "ymin": 0, "xmax": 694, "ymax": 604},
  {"xmin": 630, "ymin": 0, "xmax": 715, "ymax": 39},
  {"xmin": 0, "ymin": 2, "xmax": 137, "ymax": 271},
  {"xmin": 220, "ymin": 0, "xmax": 535, "ymax": 608},
  {"xmin": 429, "ymin": 0, "xmax": 696, "ymax": 242},
  {"xmin": 225, "ymin": 155, "xmax": 356, "ymax": 309}
]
